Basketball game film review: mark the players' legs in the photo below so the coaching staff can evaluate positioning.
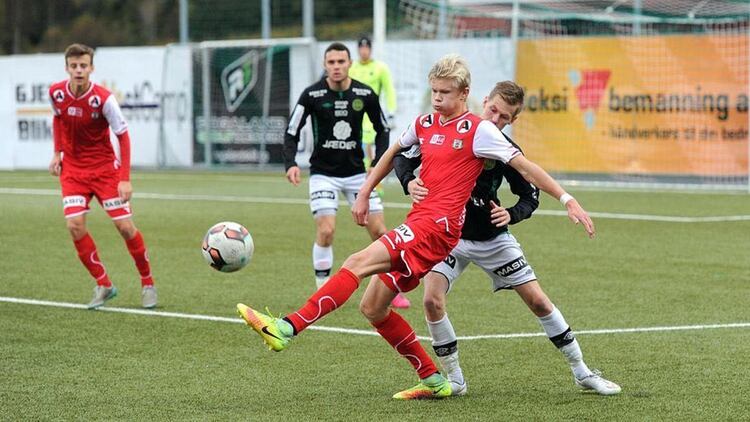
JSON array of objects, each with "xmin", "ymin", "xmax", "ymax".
[
  {"xmin": 309, "ymin": 174, "xmax": 340, "ymax": 289},
  {"xmin": 112, "ymin": 217, "xmax": 155, "ymax": 290},
  {"xmin": 514, "ymin": 281, "xmax": 591, "ymax": 377},
  {"xmin": 66, "ymin": 213, "xmax": 110, "ymax": 287},
  {"xmin": 313, "ymin": 213, "xmax": 336, "ymax": 289},
  {"xmin": 423, "ymin": 249, "xmax": 470, "ymax": 394},
  {"xmin": 513, "ymin": 279, "xmax": 620, "ymax": 394},
  {"xmin": 360, "ymin": 272, "xmax": 442, "ymax": 382},
  {"xmin": 281, "ymin": 239, "xmax": 393, "ymax": 334}
]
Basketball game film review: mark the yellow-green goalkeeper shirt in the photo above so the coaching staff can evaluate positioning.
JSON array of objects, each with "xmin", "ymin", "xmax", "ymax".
[{"xmin": 349, "ymin": 59, "xmax": 397, "ymax": 140}]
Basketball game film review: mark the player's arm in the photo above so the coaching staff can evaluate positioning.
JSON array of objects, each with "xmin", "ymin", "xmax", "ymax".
[
  {"xmin": 353, "ymin": 122, "xmax": 417, "ymax": 226},
  {"xmin": 473, "ymin": 120, "xmax": 594, "ymax": 237},
  {"xmin": 392, "ymin": 146, "xmax": 421, "ymax": 195},
  {"xmin": 283, "ymin": 91, "xmax": 311, "ymax": 186},
  {"xmin": 364, "ymin": 92, "xmax": 390, "ymax": 167},
  {"xmin": 103, "ymin": 95, "xmax": 132, "ymax": 201},
  {"xmin": 503, "ymin": 162, "xmax": 540, "ymax": 225},
  {"xmin": 48, "ymin": 93, "xmax": 62, "ymax": 176}
]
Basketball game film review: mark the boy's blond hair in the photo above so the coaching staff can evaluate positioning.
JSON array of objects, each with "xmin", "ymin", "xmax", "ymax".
[{"xmin": 428, "ymin": 54, "xmax": 471, "ymax": 90}]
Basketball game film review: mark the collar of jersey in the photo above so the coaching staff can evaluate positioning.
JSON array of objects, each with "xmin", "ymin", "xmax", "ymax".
[{"xmin": 438, "ymin": 111, "xmax": 470, "ymax": 127}]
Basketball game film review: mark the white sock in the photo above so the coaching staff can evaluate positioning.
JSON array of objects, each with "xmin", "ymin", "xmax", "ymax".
[
  {"xmin": 538, "ymin": 306, "xmax": 592, "ymax": 380},
  {"xmin": 426, "ymin": 314, "xmax": 464, "ymax": 384},
  {"xmin": 312, "ymin": 243, "xmax": 332, "ymax": 281}
]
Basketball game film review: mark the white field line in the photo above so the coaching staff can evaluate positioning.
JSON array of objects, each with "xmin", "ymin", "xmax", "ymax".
[
  {"xmin": 2, "ymin": 296, "xmax": 749, "ymax": 341},
  {"xmin": 2, "ymin": 187, "xmax": 749, "ymax": 223}
]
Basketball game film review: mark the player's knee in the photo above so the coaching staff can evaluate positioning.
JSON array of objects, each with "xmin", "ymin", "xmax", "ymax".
[
  {"xmin": 359, "ymin": 297, "xmax": 387, "ymax": 322},
  {"xmin": 342, "ymin": 250, "xmax": 367, "ymax": 274},
  {"xmin": 317, "ymin": 227, "xmax": 335, "ymax": 245},
  {"xmin": 423, "ymin": 293, "xmax": 446, "ymax": 318},
  {"xmin": 114, "ymin": 221, "xmax": 137, "ymax": 240},
  {"xmin": 528, "ymin": 295, "xmax": 554, "ymax": 316},
  {"xmin": 66, "ymin": 219, "xmax": 86, "ymax": 239}
]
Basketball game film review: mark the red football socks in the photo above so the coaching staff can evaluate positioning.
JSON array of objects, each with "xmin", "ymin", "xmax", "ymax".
[
  {"xmin": 372, "ymin": 310, "xmax": 438, "ymax": 379},
  {"xmin": 286, "ymin": 267, "xmax": 360, "ymax": 334},
  {"xmin": 73, "ymin": 233, "xmax": 111, "ymax": 287},
  {"xmin": 125, "ymin": 231, "xmax": 153, "ymax": 286}
]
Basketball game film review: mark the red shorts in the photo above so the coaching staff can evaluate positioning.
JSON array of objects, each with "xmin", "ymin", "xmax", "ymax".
[
  {"xmin": 60, "ymin": 168, "xmax": 132, "ymax": 220},
  {"xmin": 378, "ymin": 214, "xmax": 460, "ymax": 293}
]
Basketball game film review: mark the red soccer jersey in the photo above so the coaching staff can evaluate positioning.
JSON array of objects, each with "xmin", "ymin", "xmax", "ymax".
[
  {"xmin": 49, "ymin": 80, "xmax": 128, "ymax": 174},
  {"xmin": 398, "ymin": 111, "xmax": 521, "ymax": 235}
]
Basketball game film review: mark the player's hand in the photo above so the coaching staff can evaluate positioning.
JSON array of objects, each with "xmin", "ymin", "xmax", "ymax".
[
  {"xmin": 489, "ymin": 201, "xmax": 511, "ymax": 227},
  {"xmin": 566, "ymin": 198, "xmax": 595, "ymax": 238},
  {"xmin": 352, "ymin": 191, "xmax": 370, "ymax": 226},
  {"xmin": 118, "ymin": 181, "xmax": 133, "ymax": 203},
  {"xmin": 286, "ymin": 166, "xmax": 301, "ymax": 186},
  {"xmin": 407, "ymin": 178, "xmax": 428, "ymax": 203},
  {"xmin": 49, "ymin": 156, "xmax": 62, "ymax": 176}
]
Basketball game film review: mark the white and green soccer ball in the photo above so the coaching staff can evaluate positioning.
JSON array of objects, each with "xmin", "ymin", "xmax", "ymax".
[{"xmin": 201, "ymin": 221, "xmax": 254, "ymax": 273}]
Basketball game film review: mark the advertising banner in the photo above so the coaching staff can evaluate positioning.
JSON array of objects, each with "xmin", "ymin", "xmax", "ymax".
[
  {"xmin": 515, "ymin": 35, "xmax": 748, "ymax": 177},
  {"xmin": 193, "ymin": 46, "xmax": 291, "ymax": 165}
]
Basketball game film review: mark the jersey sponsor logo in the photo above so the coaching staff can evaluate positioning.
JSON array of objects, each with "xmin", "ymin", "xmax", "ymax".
[
  {"xmin": 102, "ymin": 197, "xmax": 128, "ymax": 210},
  {"xmin": 88, "ymin": 95, "xmax": 101, "ymax": 108},
  {"xmin": 52, "ymin": 89, "xmax": 65, "ymax": 102},
  {"xmin": 91, "ymin": 112, "xmax": 100, "ymax": 119},
  {"xmin": 220, "ymin": 50, "xmax": 259, "ymax": 112},
  {"xmin": 310, "ymin": 190, "xmax": 336, "ymax": 201},
  {"xmin": 493, "ymin": 256, "xmax": 528, "ymax": 277},
  {"xmin": 420, "ymin": 114, "xmax": 434, "ymax": 128},
  {"xmin": 321, "ymin": 140, "xmax": 357, "ymax": 150},
  {"xmin": 321, "ymin": 102, "xmax": 333, "ymax": 108},
  {"xmin": 456, "ymin": 119, "xmax": 472, "ymax": 134},
  {"xmin": 443, "ymin": 254, "xmax": 457, "ymax": 269},
  {"xmin": 452, "ymin": 139, "xmax": 463, "ymax": 149},
  {"xmin": 67, "ymin": 107, "xmax": 83, "ymax": 117},
  {"xmin": 332, "ymin": 120, "xmax": 352, "ymax": 140},
  {"xmin": 62, "ymin": 195, "xmax": 86, "ymax": 209},
  {"xmin": 352, "ymin": 87, "xmax": 371, "ymax": 96},
  {"xmin": 309, "ymin": 89, "xmax": 327, "ymax": 98},
  {"xmin": 429, "ymin": 134, "xmax": 445, "ymax": 145},
  {"xmin": 334, "ymin": 100, "xmax": 348, "ymax": 109},
  {"xmin": 335, "ymin": 110, "xmax": 349, "ymax": 117},
  {"xmin": 352, "ymin": 98, "xmax": 364, "ymax": 111},
  {"xmin": 393, "ymin": 224, "xmax": 415, "ymax": 244}
]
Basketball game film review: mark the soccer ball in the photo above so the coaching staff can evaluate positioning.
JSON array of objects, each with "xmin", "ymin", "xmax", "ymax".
[{"xmin": 201, "ymin": 221, "xmax": 254, "ymax": 272}]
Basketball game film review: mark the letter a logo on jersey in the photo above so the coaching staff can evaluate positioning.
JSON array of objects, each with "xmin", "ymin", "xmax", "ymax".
[
  {"xmin": 53, "ymin": 89, "xmax": 65, "ymax": 102},
  {"xmin": 420, "ymin": 114, "xmax": 434, "ymax": 128},
  {"xmin": 88, "ymin": 95, "xmax": 101, "ymax": 108},
  {"xmin": 221, "ymin": 50, "xmax": 259, "ymax": 113},
  {"xmin": 456, "ymin": 119, "xmax": 472, "ymax": 134}
]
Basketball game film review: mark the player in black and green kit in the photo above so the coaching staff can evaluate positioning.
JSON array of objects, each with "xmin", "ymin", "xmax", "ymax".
[
  {"xmin": 393, "ymin": 81, "xmax": 621, "ymax": 396},
  {"xmin": 283, "ymin": 42, "xmax": 409, "ymax": 307}
]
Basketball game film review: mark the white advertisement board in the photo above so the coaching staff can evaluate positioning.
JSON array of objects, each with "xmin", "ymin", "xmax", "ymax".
[{"xmin": 0, "ymin": 46, "xmax": 192, "ymax": 170}]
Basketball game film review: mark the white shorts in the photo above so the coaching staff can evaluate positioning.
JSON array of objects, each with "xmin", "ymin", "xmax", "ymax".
[
  {"xmin": 309, "ymin": 173, "xmax": 384, "ymax": 217},
  {"xmin": 431, "ymin": 232, "xmax": 537, "ymax": 292}
]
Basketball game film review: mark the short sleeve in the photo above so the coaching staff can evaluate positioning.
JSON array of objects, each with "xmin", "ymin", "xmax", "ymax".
[{"xmin": 472, "ymin": 120, "xmax": 521, "ymax": 163}]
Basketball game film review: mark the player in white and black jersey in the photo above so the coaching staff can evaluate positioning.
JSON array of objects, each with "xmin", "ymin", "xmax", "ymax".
[
  {"xmin": 393, "ymin": 81, "xmax": 621, "ymax": 396},
  {"xmin": 283, "ymin": 42, "xmax": 409, "ymax": 306}
]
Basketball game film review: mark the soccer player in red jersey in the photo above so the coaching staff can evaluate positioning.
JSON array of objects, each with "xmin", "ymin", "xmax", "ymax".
[
  {"xmin": 48, "ymin": 43, "xmax": 156, "ymax": 309},
  {"xmin": 237, "ymin": 55, "xmax": 594, "ymax": 399}
]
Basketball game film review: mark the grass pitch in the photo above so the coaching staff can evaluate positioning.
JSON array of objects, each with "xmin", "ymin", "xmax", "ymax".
[{"xmin": 1, "ymin": 170, "xmax": 749, "ymax": 420}]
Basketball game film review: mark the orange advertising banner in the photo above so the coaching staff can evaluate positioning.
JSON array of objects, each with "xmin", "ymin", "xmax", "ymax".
[{"xmin": 515, "ymin": 35, "xmax": 748, "ymax": 177}]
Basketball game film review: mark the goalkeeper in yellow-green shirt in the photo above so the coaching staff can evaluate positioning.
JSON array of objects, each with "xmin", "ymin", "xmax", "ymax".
[{"xmin": 349, "ymin": 36, "xmax": 397, "ymax": 175}]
